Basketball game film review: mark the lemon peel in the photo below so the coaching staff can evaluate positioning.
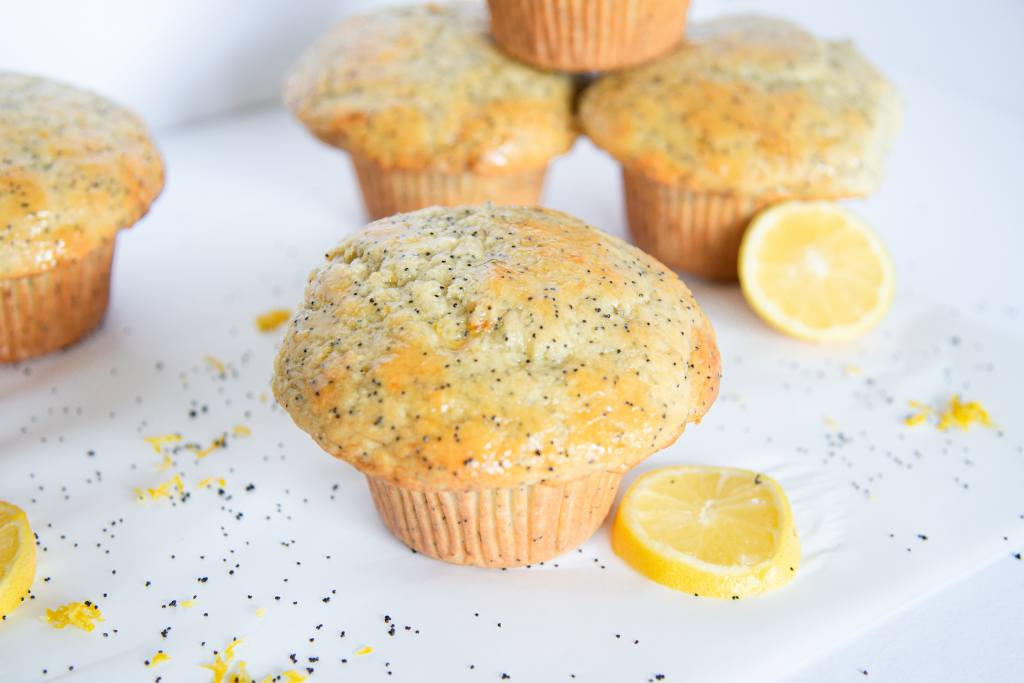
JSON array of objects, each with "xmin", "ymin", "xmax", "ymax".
[
  {"xmin": 147, "ymin": 651, "xmax": 171, "ymax": 668},
  {"xmin": 45, "ymin": 601, "xmax": 104, "ymax": 631},
  {"xmin": 256, "ymin": 309, "xmax": 291, "ymax": 332},
  {"xmin": 905, "ymin": 396, "xmax": 993, "ymax": 431},
  {"xmin": 134, "ymin": 474, "xmax": 185, "ymax": 501}
]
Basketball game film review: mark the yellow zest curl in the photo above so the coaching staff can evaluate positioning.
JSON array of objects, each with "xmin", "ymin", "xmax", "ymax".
[
  {"xmin": 135, "ymin": 474, "xmax": 185, "ymax": 501},
  {"xmin": 148, "ymin": 651, "xmax": 171, "ymax": 668},
  {"xmin": 256, "ymin": 309, "xmax": 291, "ymax": 332},
  {"xmin": 45, "ymin": 601, "xmax": 104, "ymax": 631}
]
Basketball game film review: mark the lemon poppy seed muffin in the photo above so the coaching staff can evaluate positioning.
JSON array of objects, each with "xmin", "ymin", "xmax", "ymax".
[
  {"xmin": 273, "ymin": 205, "xmax": 720, "ymax": 567},
  {"xmin": 487, "ymin": 0, "xmax": 692, "ymax": 72},
  {"xmin": 285, "ymin": 2, "xmax": 576, "ymax": 219},
  {"xmin": 0, "ymin": 73, "xmax": 164, "ymax": 362},
  {"xmin": 581, "ymin": 15, "xmax": 902, "ymax": 280}
]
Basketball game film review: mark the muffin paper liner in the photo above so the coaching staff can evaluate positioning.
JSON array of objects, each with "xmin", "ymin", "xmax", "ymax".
[
  {"xmin": 487, "ymin": 0, "xmax": 690, "ymax": 72},
  {"xmin": 366, "ymin": 470, "xmax": 623, "ymax": 568},
  {"xmin": 623, "ymin": 169, "xmax": 770, "ymax": 281},
  {"xmin": 352, "ymin": 156, "xmax": 547, "ymax": 220},
  {"xmin": 0, "ymin": 239, "xmax": 115, "ymax": 363}
]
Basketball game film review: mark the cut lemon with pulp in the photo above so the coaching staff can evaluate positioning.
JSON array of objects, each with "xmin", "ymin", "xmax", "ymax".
[
  {"xmin": 739, "ymin": 201, "xmax": 894, "ymax": 342},
  {"xmin": 612, "ymin": 466, "xmax": 799, "ymax": 598},
  {"xmin": 0, "ymin": 501, "xmax": 36, "ymax": 619}
]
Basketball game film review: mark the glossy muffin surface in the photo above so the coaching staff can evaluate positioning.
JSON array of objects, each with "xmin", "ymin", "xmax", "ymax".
[
  {"xmin": 273, "ymin": 205, "xmax": 720, "ymax": 489},
  {"xmin": 581, "ymin": 15, "xmax": 901, "ymax": 197},
  {"xmin": 285, "ymin": 2, "xmax": 576, "ymax": 175},
  {"xmin": 0, "ymin": 73, "xmax": 164, "ymax": 278}
]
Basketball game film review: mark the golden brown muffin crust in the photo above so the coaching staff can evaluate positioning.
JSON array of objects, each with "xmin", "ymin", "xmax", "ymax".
[
  {"xmin": 273, "ymin": 205, "xmax": 720, "ymax": 490},
  {"xmin": 580, "ymin": 15, "xmax": 901, "ymax": 197},
  {"xmin": 284, "ymin": 2, "xmax": 576, "ymax": 174},
  {"xmin": 0, "ymin": 73, "xmax": 164, "ymax": 278}
]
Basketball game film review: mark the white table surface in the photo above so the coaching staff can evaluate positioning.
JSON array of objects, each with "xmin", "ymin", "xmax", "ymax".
[{"xmin": 2, "ymin": 1, "xmax": 1023, "ymax": 681}]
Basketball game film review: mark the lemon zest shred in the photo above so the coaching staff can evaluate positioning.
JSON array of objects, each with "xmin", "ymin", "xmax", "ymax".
[
  {"xmin": 256, "ymin": 308, "xmax": 291, "ymax": 332},
  {"xmin": 157, "ymin": 453, "xmax": 174, "ymax": 471},
  {"xmin": 904, "ymin": 412, "xmax": 929, "ymax": 427},
  {"xmin": 144, "ymin": 433, "xmax": 182, "ymax": 453},
  {"xmin": 904, "ymin": 401, "xmax": 933, "ymax": 427},
  {"xmin": 200, "ymin": 654, "xmax": 229, "ymax": 683},
  {"xmin": 225, "ymin": 638, "xmax": 244, "ymax": 660},
  {"xmin": 197, "ymin": 477, "xmax": 226, "ymax": 489},
  {"xmin": 202, "ymin": 639, "xmax": 245, "ymax": 683},
  {"xmin": 200, "ymin": 638, "xmax": 304, "ymax": 683},
  {"xmin": 905, "ymin": 396, "xmax": 993, "ymax": 430},
  {"xmin": 233, "ymin": 424, "xmax": 252, "ymax": 437},
  {"xmin": 180, "ymin": 599, "xmax": 195, "ymax": 608},
  {"xmin": 148, "ymin": 651, "xmax": 171, "ymax": 668},
  {"xmin": 135, "ymin": 474, "xmax": 186, "ymax": 501},
  {"xmin": 230, "ymin": 661, "xmax": 254, "ymax": 683},
  {"xmin": 937, "ymin": 395, "xmax": 993, "ymax": 431},
  {"xmin": 355, "ymin": 645, "xmax": 373, "ymax": 656},
  {"xmin": 45, "ymin": 601, "xmax": 104, "ymax": 631},
  {"xmin": 843, "ymin": 364, "xmax": 863, "ymax": 376},
  {"xmin": 205, "ymin": 355, "xmax": 227, "ymax": 375},
  {"xmin": 255, "ymin": 607, "xmax": 266, "ymax": 618},
  {"xmin": 191, "ymin": 434, "xmax": 227, "ymax": 459}
]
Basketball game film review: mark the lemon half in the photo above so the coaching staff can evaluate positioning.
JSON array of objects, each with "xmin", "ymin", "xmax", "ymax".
[{"xmin": 612, "ymin": 466, "xmax": 799, "ymax": 598}]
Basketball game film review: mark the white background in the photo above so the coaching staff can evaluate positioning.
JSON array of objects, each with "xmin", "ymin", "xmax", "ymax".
[
  {"xmin": 2, "ymin": 1, "xmax": 1022, "ymax": 681},
  {"xmin": 2, "ymin": 1, "xmax": 1022, "ymax": 129}
]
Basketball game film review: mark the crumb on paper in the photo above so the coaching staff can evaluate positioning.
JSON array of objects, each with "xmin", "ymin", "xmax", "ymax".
[
  {"xmin": 256, "ymin": 308, "xmax": 291, "ymax": 332},
  {"xmin": 45, "ymin": 601, "xmax": 104, "ymax": 632}
]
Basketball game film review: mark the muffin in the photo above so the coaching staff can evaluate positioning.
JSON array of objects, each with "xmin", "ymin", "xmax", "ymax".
[
  {"xmin": 284, "ymin": 3, "xmax": 576, "ymax": 220},
  {"xmin": 487, "ymin": 0, "xmax": 691, "ymax": 72},
  {"xmin": 273, "ymin": 205, "xmax": 720, "ymax": 568},
  {"xmin": 580, "ymin": 15, "xmax": 902, "ymax": 280},
  {"xmin": 0, "ymin": 73, "xmax": 164, "ymax": 362}
]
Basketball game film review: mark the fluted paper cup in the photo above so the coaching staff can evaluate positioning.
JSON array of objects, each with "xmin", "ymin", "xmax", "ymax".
[{"xmin": 366, "ymin": 470, "xmax": 623, "ymax": 568}]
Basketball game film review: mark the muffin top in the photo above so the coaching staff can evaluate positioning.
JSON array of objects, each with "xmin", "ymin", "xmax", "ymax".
[
  {"xmin": 580, "ymin": 15, "xmax": 902, "ymax": 197},
  {"xmin": 273, "ymin": 205, "xmax": 720, "ymax": 490},
  {"xmin": 284, "ymin": 2, "xmax": 576, "ymax": 174},
  {"xmin": 0, "ymin": 73, "xmax": 164, "ymax": 278}
]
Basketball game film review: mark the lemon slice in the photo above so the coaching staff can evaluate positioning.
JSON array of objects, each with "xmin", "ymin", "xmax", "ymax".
[
  {"xmin": 738, "ymin": 201, "xmax": 894, "ymax": 342},
  {"xmin": 612, "ymin": 466, "xmax": 799, "ymax": 598},
  {"xmin": 0, "ymin": 501, "xmax": 36, "ymax": 619}
]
